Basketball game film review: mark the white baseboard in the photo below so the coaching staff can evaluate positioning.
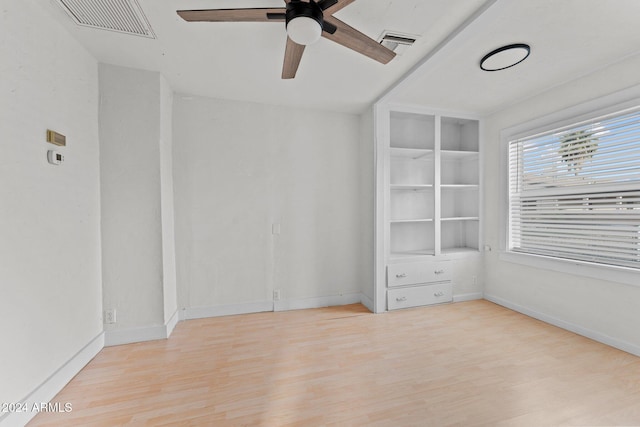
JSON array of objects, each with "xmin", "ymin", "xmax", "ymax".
[
  {"xmin": 453, "ymin": 292, "xmax": 483, "ymax": 303},
  {"xmin": 274, "ymin": 293, "xmax": 362, "ymax": 312},
  {"xmin": 104, "ymin": 324, "xmax": 167, "ymax": 347},
  {"xmin": 484, "ymin": 293, "xmax": 640, "ymax": 358},
  {"xmin": 360, "ymin": 292, "xmax": 374, "ymax": 312},
  {"xmin": 104, "ymin": 309, "xmax": 181, "ymax": 347},
  {"xmin": 182, "ymin": 300, "xmax": 273, "ymax": 320},
  {"xmin": 0, "ymin": 333, "xmax": 104, "ymax": 427},
  {"xmin": 181, "ymin": 294, "xmax": 367, "ymax": 319},
  {"xmin": 165, "ymin": 309, "xmax": 179, "ymax": 338}
]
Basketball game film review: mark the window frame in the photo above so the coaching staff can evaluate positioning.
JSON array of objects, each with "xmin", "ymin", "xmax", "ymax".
[{"xmin": 499, "ymin": 91, "xmax": 640, "ymax": 287}]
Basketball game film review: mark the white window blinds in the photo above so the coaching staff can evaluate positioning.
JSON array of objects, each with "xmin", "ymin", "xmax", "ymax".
[{"xmin": 508, "ymin": 107, "xmax": 640, "ymax": 269}]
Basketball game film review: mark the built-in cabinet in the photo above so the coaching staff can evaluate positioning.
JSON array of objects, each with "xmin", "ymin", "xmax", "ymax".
[{"xmin": 375, "ymin": 105, "xmax": 482, "ymax": 313}]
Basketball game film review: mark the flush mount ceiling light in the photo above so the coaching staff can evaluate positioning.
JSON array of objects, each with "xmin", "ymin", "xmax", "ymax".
[{"xmin": 480, "ymin": 43, "xmax": 530, "ymax": 71}]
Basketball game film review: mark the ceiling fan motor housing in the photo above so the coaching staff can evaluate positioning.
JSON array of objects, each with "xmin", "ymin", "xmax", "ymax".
[{"xmin": 286, "ymin": 0, "xmax": 324, "ymax": 29}]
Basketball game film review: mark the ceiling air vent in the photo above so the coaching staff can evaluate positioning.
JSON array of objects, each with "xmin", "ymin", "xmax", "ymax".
[
  {"xmin": 379, "ymin": 31, "xmax": 417, "ymax": 55},
  {"xmin": 54, "ymin": 0, "xmax": 155, "ymax": 38}
]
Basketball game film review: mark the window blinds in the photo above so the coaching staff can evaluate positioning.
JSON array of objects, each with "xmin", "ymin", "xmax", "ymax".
[{"xmin": 508, "ymin": 107, "xmax": 640, "ymax": 269}]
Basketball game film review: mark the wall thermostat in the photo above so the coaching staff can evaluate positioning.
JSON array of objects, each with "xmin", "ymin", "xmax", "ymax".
[{"xmin": 47, "ymin": 150, "xmax": 64, "ymax": 165}]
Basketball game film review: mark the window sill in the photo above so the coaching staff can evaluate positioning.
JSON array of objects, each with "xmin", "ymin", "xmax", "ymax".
[{"xmin": 499, "ymin": 251, "xmax": 640, "ymax": 288}]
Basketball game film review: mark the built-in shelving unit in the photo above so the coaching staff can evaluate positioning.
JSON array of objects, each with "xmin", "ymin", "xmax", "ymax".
[
  {"xmin": 440, "ymin": 116, "xmax": 479, "ymax": 254},
  {"xmin": 375, "ymin": 105, "xmax": 482, "ymax": 312},
  {"xmin": 388, "ymin": 112, "xmax": 435, "ymax": 259}
]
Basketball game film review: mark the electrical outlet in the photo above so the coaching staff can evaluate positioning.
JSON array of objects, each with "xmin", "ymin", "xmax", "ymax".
[
  {"xmin": 273, "ymin": 290, "xmax": 281, "ymax": 301},
  {"xmin": 105, "ymin": 309, "xmax": 116, "ymax": 324},
  {"xmin": 472, "ymin": 276, "xmax": 477, "ymax": 286}
]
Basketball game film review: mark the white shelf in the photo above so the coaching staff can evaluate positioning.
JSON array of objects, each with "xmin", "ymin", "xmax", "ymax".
[
  {"xmin": 390, "ymin": 184, "xmax": 433, "ymax": 191},
  {"xmin": 390, "ymin": 218, "xmax": 433, "ymax": 223},
  {"xmin": 441, "ymin": 217, "xmax": 479, "ymax": 222},
  {"xmin": 390, "ymin": 147, "xmax": 434, "ymax": 159},
  {"xmin": 441, "ymin": 150, "xmax": 479, "ymax": 159},
  {"xmin": 441, "ymin": 247, "xmax": 479, "ymax": 255},
  {"xmin": 390, "ymin": 250, "xmax": 436, "ymax": 260},
  {"xmin": 440, "ymin": 184, "xmax": 478, "ymax": 190}
]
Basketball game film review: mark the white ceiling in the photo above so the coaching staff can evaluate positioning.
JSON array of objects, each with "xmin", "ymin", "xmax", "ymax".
[
  {"xmin": 387, "ymin": 0, "xmax": 640, "ymax": 115},
  {"xmin": 43, "ymin": 0, "xmax": 640, "ymax": 115}
]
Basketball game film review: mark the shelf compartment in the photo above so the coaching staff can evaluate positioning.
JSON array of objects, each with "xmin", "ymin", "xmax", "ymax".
[
  {"xmin": 390, "ymin": 111, "xmax": 436, "ymax": 150},
  {"xmin": 441, "ymin": 220, "xmax": 479, "ymax": 253},
  {"xmin": 390, "ymin": 156, "xmax": 433, "ymax": 186},
  {"xmin": 441, "ymin": 117, "xmax": 479, "ymax": 152},
  {"xmin": 390, "ymin": 188, "xmax": 434, "ymax": 222},
  {"xmin": 441, "ymin": 187, "xmax": 478, "ymax": 219},
  {"xmin": 441, "ymin": 152, "xmax": 479, "ymax": 186},
  {"xmin": 390, "ymin": 221, "xmax": 434, "ymax": 256}
]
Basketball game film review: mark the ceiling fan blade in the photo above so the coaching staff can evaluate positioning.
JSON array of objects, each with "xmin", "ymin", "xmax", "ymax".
[
  {"xmin": 323, "ymin": 0, "xmax": 356, "ymax": 14},
  {"xmin": 177, "ymin": 8, "xmax": 286, "ymax": 22},
  {"xmin": 322, "ymin": 16, "xmax": 396, "ymax": 64},
  {"xmin": 317, "ymin": 0, "xmax": 339, "ymax": 11},
  {"xmin": 282, "ymin": 37, "xmax": 306, "ymax": 79}
]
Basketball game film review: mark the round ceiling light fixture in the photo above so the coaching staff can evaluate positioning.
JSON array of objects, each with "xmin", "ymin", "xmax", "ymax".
[
  {"xmin": 480, "ymin": 43, "xmax": 530, "ymax": 71},
  {"xmin": 286, "ymin": 1, "xmax": 323, "ymax": 45}
]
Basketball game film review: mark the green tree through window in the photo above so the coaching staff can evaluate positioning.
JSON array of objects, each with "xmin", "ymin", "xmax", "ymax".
[{"xmin": 558, "ymin": 129, "xmax": 598, "ymax": 176}]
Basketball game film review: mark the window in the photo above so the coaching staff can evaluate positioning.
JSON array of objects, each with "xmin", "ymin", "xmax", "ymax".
[{"xmin": 507, "ymin": 106, "xmax": 640, "ymax": 270}]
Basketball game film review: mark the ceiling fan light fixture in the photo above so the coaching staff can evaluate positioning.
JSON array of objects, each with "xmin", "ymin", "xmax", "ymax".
[
  {"xmin": 480, "ymin": 43, "xmax": 530, "ymax": 71},
  {"xmin": 287, "ymin": 16, "xmax": 322, "ymax": 45},
  {"xmin": 286, "ymin": 0, "xmax": 323, "ymax": 45}
]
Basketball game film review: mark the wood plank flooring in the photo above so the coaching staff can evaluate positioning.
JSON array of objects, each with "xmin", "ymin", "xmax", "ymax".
[{"xmin": 29, "ymin": 300, "xmax": 640, "ymax": 426}]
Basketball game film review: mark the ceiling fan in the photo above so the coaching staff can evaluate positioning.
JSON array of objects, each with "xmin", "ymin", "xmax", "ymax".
[{"xmin": 177, "ymin": 0, "xmax": 396, "ymax": 79}]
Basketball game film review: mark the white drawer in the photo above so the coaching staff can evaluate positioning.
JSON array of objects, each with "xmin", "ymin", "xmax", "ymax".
[
  {"xmin": 387, "ymin": 261, "xmax": 451, "ymax": 287},
  {"xmin": 387, "ymin": 282, "xmax": 452, "ymax": 310}
]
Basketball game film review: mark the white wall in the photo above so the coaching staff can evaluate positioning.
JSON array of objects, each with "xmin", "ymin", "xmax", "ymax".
[
  {"xmin": 99, "ymin": 64, "xmax": 165, "ymax": 332},
  {"xmin": 359, "ymin": 109, "xmax": 375, "ymax": 311},
  {"xmin": 0, "ymin": 0, "xmax": 102, "ymax": 409},
  {"xmin": 160, "ymin": 76, "xmax": 178, "ymax": 324},
  {"xmin": 99, "ymin": 65, "xmax": 178, "ymax": 341},
  {"xmin": 173, "ymin": 96, "xmax": 363, "ymax": 315},
  {"xmin": 483, "ymin": 53, "xmax": 640, "ymax": 353}
]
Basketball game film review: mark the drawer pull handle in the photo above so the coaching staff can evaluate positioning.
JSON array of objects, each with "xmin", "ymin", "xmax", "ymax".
[
  {"xmin": 395, "ymin": 273, "xmax": 407, "ymax": 278},
  {"xmin": 434, "ymin": 291, "xmax": 445, "ymax": 297},
  {"xmin": 396, "ymin": 296, "xmax": 407, "ymax": 302},
  {"xmin": 434, "ymin": 270, "xmax": 445, "ymax": 275}
]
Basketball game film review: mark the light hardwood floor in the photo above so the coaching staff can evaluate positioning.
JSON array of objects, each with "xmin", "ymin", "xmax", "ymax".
[{"xmin": 30, "ymin": 300, "xmax": 640, "ymax": 426}]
